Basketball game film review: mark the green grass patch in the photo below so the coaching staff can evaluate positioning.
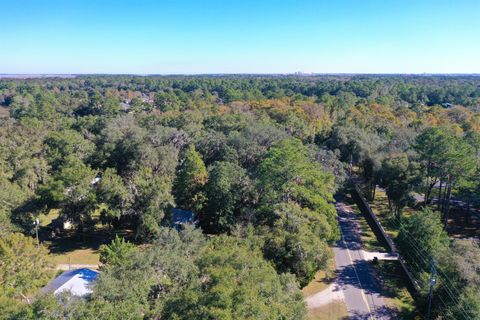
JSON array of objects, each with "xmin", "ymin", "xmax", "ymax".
[
  {"xmin": 343, "ymin": 194, "xmax": 386, "ymax": 252},
  {"xmin": 47, "ymin": 247, "xmax": 100, "ymax": 265},
  {"xmin": 374, "ymin": 260, "xmax": 418, "ymax": 319},
  {"xmin": 45, "ymin": 229, "xmax": 133, "ymax": 266},
  {"xmin": 368, "ymin": 190, "xmax": 400, "ymax": 239},
  {"xmin": 40, "ymin": 209, "xmax": 61, "ymax": 227},
  {"xmin": 39, "ymin": 207, "xmax": 134, "ymax": 267},
  {"xmin": 302, "ymin": 258, "xmax": 336, "ymax": 297},
  {"xmin": 354, "ymin": 210, "xmax": 386, "ymax": 252}
]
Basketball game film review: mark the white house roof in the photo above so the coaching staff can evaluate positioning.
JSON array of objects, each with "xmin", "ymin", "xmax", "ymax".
[{"xmin": 41, "ymin": 268, "xmax": 99, "ymax": 297}]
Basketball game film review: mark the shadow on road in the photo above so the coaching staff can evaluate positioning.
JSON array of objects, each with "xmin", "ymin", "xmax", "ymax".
[
  {"xmin": 334, "ymin": 261, "xmax": 385, "ymax": 297},
  {"xmin": 341, "ymin": 305, "xmax": 399, "ymax": 319}
]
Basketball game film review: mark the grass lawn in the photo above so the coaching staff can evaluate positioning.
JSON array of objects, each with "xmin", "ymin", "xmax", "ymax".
[
  {"xmin": 368, "ymin": 189, "xmax": 417, "ymax": 239},
  {"xmin": 47, "ymin": 247, "xmax": 100, "ymax": 265},
  {"xmin": 368, "ymin": 190, "xmax": 400, "ymax": 239},
  {"xmin": 44, "ymin": 228, "xmax": 134, "ymax": 266},
  {"xmin": 307, "ymin": 301, "xmax": 348, "ymax": 320},
  {"xmin": 302, "ymin": 258, "xmax": 336, "ymax": 297},
  {"xmin": 40, "ymin": 209, "xmax": 61, "ymax": 227},
  {"xmin": 45, "ymin": 233, "xmax": 102, "ymax": 265},
  {"xmin": 39, "ymin": 207, "xmax": 134, "ymax": 266},
  {"xmin": 343, "ymin": 194, "xmax": 386, "ymax": 252},
  {"xmin": 374, "ymin": 260, "xmax": 418, "ymax": 319}
]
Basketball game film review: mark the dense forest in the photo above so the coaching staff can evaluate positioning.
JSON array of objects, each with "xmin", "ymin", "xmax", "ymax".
[{"xmin": 1, "ymin": 75, "xmax": 480, "ymax": 319}]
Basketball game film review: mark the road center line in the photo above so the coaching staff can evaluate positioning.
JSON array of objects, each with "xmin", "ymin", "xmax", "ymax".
[{"xmin": 339, "ymin": 207, "xmax": 376, "ymax": 320}]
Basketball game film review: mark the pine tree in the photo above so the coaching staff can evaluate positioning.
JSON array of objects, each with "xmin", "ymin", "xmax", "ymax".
[{"xmin": 173, "ymin": 146, "xmax": 208, "ymax": 213}]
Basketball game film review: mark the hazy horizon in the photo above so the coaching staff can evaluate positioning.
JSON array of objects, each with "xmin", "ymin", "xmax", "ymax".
[{"xmin": 2, "ymin": 72, "xmax": 480, "ymax": 77}]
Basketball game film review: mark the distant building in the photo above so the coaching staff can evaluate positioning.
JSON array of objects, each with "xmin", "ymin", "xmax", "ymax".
[
  {"xmin": 141, "ymin": 93, "xmax": 154, "ymax": 104},
  {"xmin": 170, "ymin": 208, "xmax": 197, "ymax": 230},
  {"xmin": 40, "ymin": 268, "xmax": 99, "ymax": 297},
  {"xmin": 120, "ymin": 100, "xmax": 131, "ymax": 112}
]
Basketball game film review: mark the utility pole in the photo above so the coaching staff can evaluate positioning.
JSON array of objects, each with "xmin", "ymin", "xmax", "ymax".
[
  {"xmin": 34, "ymin": 218, "xmax": 40, "ymax": 247},
  {"xmin": 349, "ymin": 154, "xmax": 353, "ymax": 177},
  {"xmin": 426, "ymin": 260, "xmax": 436, "ymax": 320}
]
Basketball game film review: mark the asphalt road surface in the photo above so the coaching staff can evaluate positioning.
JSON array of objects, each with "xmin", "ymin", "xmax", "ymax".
[{"xmin": 334, "ymin": 202, "xmax": 394, "ymax": 319}]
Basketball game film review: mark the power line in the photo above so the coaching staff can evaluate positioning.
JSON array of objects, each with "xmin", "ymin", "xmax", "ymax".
[
  {"xmin": 357, "ymin": 185, "xmax": 475, "ymax": 318},
  {"xmin": 436, "ymin": 291, "xmax": 469, "ymax": 320},
  {"xmin": 426, "ymin": 260, "xmax": 436, "ymax": 320},
  {"xmin": 393, "ymin": 244, "xmax": 471, "ymax": 319},
  {"xmin": 385, "ymin": 214, "xmax": 474, "ymax": 318},
  {"xmin": 388, "ymin": 216, "xmax": 469, "ymax": 299}
]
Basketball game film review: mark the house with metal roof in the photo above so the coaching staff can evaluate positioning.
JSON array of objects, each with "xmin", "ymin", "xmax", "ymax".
[
  {"xmin": 170, "ymin": 208, "xmax": 197, "ymax": 230},
  {"xmin": 40, "ymin": 268, "xmax": 99, "ymax": 297}
]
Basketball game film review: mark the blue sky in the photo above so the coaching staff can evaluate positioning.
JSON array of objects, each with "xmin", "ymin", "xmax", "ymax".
[{"xmin": 1, "ymin": 0, "xmax": 479, "ymax": 74}]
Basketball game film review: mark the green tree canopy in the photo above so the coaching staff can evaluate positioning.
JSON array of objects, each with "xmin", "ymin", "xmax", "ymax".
[
  {"xmin": 202, "ymin": 161, "xmax": 255, "ymax": 233},
  {"xmin": 379, "ymin": 153, "xmax": 420, "ymax": 218},
  {"xmin": 96, "ymin": 168, "xmax": 132, "ymax": 224},
  {"xmin": 173, "ymin": 145, "xmax": 208, "ymax": 213},
  {"xmin": 257, "ymin": 138, "xmax": 337, "ymax": 237},
  {"xmin": 397, "ymin": 208, "xmax": 449, "ymax": 286},
  {"xmin": 0, "ymin": 233, "xmax": 52, "ymax": 302},
  {"xmin": 262, "ymin": 202, "xmax": 332, "ymax": 286},
  {"xmin": 132, "ymin": 167, "xmax": 174, "ymax": 240},
  {"xmin": 163, "ymin": 235, "xmax": 307, "ymax": 320},
  {"xmin": 44, "ymin": 129, "xmax": 95, "ymax": 169},
  {"xmin": 92, "ymin": 226, "xmax": 205, "ymax": 318},
  {"xmin": 99, "ymin": 236, "xmax": 135, "ymax": 268}
]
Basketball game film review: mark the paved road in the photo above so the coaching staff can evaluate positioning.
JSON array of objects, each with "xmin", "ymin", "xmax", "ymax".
[
  {"xmin": 56, "ymin": 264, "xmax": 99, "ymax": 271},
  {"xmin": 333, "ymin": 202, "xmax": 394, "ymax": 319}
]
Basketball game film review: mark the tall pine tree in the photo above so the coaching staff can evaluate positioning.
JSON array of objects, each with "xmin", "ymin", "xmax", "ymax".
[{"xmin": 173, "ymin": 146, "xmax": 208, "ymax": 213}]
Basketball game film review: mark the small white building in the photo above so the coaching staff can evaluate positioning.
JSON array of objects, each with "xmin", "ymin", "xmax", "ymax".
[{"xmin": 41, "ymin": 268, "xmax": 99, "ymax": 297}]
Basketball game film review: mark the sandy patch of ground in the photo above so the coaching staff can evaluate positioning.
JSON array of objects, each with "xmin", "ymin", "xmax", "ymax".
[{"xmin": 305, "ymin": 282, "xmax": 345, "ymax": 309}]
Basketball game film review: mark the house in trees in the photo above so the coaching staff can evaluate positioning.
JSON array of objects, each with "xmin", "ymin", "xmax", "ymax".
[
  {"xmin": 51, "ymin": 216, "xmax": 74, "ymax": 232},
  {"xmin": 170, "ymin": 208, "xmax": 197, "ymax": 230},
  {"xmin": 120, "ymin": 100, "xmax": 131, "ymax": 112},
  {"xmin": 442, "ymin": 102, "xmax": 453, "ymax": 108},
  {"xmin": 40, "ymin": 268, "xmax": 99, "ymax": 297}
]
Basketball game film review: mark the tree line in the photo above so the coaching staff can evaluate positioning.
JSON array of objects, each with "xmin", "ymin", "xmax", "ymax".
[{"xmin": 0, "ymin": 75, "xmax": 479, "ymax": 319}]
